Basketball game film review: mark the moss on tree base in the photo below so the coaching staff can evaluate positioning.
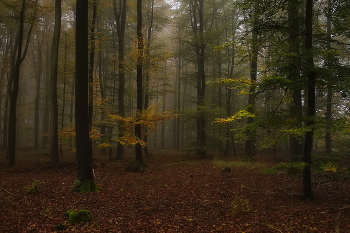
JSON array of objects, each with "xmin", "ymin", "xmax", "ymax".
[{"xmin": 73, "ymin": 179, "xmax": 102, "ymax": 192}]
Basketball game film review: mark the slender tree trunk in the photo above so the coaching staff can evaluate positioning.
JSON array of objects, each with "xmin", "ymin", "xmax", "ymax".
[
  {"xmin": 325, "ymin": 0, "xmax": 332, "ymax": 155},
  {"xmin": 42, "ymin": 43, "xmax": 50, "ymax": 148},
  {"xmin": 135, "ymin": 0, "xmax": 144, "ymax": 163},
  {"xmin": 88, "ymin": 0, "xmax": 97, "ymax": 129},
  {"xmin": 143, "ymin": 0, "xmax": 154, "ymax": 158},
  {"xmin": 288, "ymin": 0, "xmax": 303, "ymax": 161},
  {"xmin": 245, "ymin": 1, "xmax": 259, "ymax": 160},
  {"xmin": 50, "ymin": 0, "xmax": 62, "ymax": 163},
  {"xmin": 113, "ymin": 0, "xmax": 127, "ymax": 160},
  {"xmin": 60, "ymin": 32, "xmax": 69, "ymax": 157},
  {"xmin": 303, "ymin": 0, "xmax": 315, "ymax": 199},
  {"xmin": 34, "ymin": 34, "xmax": 43, "ymax": 150},
  {"xmin": 190, "ymin": 0, "xmax": 206, "ymax": 158}
]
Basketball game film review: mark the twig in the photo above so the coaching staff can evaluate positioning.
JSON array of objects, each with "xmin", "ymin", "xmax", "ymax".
[{"xmin": 2, "ymin": 188, "xmax": 16, "ymax": 196}]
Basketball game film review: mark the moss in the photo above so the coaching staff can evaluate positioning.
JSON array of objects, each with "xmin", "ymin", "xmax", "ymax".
[
  {"xmin": 66, "ymin": 210, "xmax": 79, "ymax": 223},
  {"xmin": 66, "ymin": 209, "xmax": 92, "ymax": 223},
  {"xmin": 78, "ymin": 209, "xmax": 92, "ymax": 222},
  {"xmin": 72, "ymin": 179, "xmax": 101, "ymax": 193}
]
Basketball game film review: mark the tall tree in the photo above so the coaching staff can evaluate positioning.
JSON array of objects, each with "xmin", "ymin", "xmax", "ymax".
[
  {"xmin": 7, "ymin": 0, "xmax": 36, "ymax": 166},
  {"xmin": 190, "ymin": 0, "xmax": 207, "ymax": 158},
  {"xmin": 244, "ymin": 0, "xmax": 259, "ymax": 159},
  {"xmin": 325, "ymin": 0, "xmax": 332, "ymax": 155},
  {"xmin": 75, "ymin": 0, "xmax": 98, "ymax": 191},
  {"xmin": 288, "ymin": 0, "xmax": 303, "ymax": 160},
  {"xmin": 143, "ymin": 0, "xmax": 155, "ymax": 158},
  {"xmin": 113, "ymin": 0, "xmax": 127, "ymax": 160},
  {"xmin": 50, "ymin": 0, "xmax": 62, "ymax": 163},
  {"xmin": 135, "ymin": 0, "xmax": 144, "ymax": 163},
  {"xmin": 88, "ymin": 0, "xmax": 97, "ymax": 128},
  {"xmin": 303, "ymin": 0, "xmax": 315, "ymax": 199}
]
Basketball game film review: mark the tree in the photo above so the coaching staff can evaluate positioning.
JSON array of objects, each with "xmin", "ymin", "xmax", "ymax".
[
  {"xmin": 135, "ymin": 0, "xmax": 144, "ymax": 163},
  {"xmin": 302, "ymin": 0, "xmax": 315, "ymax": 200},
  {"xmin": 190, "ymin": 0, "xmax": 207, "ymax": 158},
  {"xmin": 50, "ymin": 0, "xmax": 62, "ymax": 163},
  {"xmin": 288, "ymin": 0, "xmax": 303, "ymax": 160},
  {"xmin": 88, "ymin": 0, "xmax": 97, "ymax": 129},
  {"xmin": 113, "ymin": 0, "xmax": 127, "ymax": 160},
  {"xmin": 244, "ymin": 0, "xmax": 259, "ymax": 159},
  {"xmin": 75, "ymin": 0, "xmax": 98, "ymax": 192},
  {"xmin": 7, "ymin": 0, "xmax": 36, "ymax": 166}
]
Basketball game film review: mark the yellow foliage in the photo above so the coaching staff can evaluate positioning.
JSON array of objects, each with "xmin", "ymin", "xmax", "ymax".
[
  {"xmin": 108, "ymin": 105, "xmax": 176, "ymax": 146},
  {"xmin": 212, "ymin": 110, "xmax": 255, "ymax": 124},
  {"xmin": 321, "ymin": 163, "xmax": 337, "ymax": 172}
]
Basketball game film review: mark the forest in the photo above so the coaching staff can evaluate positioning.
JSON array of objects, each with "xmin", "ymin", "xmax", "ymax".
[{"xmin": 0, "ymin": 0, "xmax": 350, "ymax": 232}]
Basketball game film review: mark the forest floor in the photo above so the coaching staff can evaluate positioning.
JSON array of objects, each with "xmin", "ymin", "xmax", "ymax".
[{"xmin": 0, "ymin": 149, "xmax": 350, "ymax": 233}]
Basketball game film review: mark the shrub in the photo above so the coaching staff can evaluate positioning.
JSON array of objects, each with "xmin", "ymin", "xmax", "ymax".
[{"xmin": 24, "ymin": 179, "xmax": 41, "ymax": 194}]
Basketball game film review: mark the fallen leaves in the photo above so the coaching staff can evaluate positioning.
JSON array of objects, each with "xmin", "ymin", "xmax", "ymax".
[{"xmin": 0, "ymin": 152, "xmax": 349, "ymax": 232}]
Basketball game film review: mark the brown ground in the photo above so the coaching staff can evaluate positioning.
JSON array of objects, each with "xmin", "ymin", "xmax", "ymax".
[{"xmin": 0, "ymin": 149, "xmax": 349, "ymax": 232}]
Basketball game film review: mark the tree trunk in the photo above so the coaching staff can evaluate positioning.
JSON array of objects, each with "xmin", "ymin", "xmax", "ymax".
[
  {"xmin": 143, "ymin": 0, "xmax": 154, "ymax": 159},
  {"xmin": 75, "ymin": 0, "xmax": 97, "ymax": 191},
  {"xmin": 245, "ymin": 1, "xmax": 259, "ymax": 160},
  {"xmin": 325, "ymin": 0, "xmax": 332, "ymax": 155},
  {"xmin": 135, "ymin": 0, "xmax": 144, "ymax": 163},
  {"xmin": 288, "ymin": 0, "xmax": 303, "ymax": 161},
  {"xmin": 303, "ymin": 0, "xmax": 315, "ymax": 200},
  {"xmin": 34, "ymin": 32, "xmax": 43, "ymax": 150},
  {"xmin": 50, "ymin": 0, "xmax": 62, "ymax": 163},
  {"xmin": 113, "ymin": 0, "xmax": 127, "ymax": 160},
  {"xmin": 88, "ymin": 0, "xmax": 97, "ymax": 129},
  {"xmin": 8, "ymin": 0, "xmax": 35, "ymax": 166},
  {"xmin": 190, "ymin": 0, "xmax": 206, "ymax": 158}
]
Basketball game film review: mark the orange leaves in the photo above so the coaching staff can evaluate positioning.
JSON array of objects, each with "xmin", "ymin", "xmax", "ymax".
[{"xmin": 108, "ymin": 105, "xmax": 176, "ymax": 146}]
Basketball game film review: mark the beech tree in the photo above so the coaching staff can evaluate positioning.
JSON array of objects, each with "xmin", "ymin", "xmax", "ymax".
[
  {"xmin": 49, "ymin": 0, "xmax": 62, "ymax": 163},
  {"xmin": 302, "ymin": 0, "xmax": 316, "ymax": 200},
  {"xmin": 7, "ymin": 0, "xmax": 36, "ymax": 166},
  {"xmin": 75, "ymin": 0, "xmax": 98, "ymax": 191},
  {"xmin": 135, "ymin": 0, "xmax": 144, "ymax": 163}
]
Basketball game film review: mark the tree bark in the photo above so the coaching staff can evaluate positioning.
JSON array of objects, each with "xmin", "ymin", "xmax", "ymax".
[
  {"xmin": 325, "ymin": 0, "xmax": 332, "ymax": 155},
  {"xmin": 190, "ymin": 0, "xmax": 206, "ymax": 158},
  {"xmin": 245, "ymin": 1, "xmax": 259, "ymax": 160},
  {"xmin": 88, "ymin": 0, "xmax": 97, "ymax": 129},
  {"xmin": 135, "ymin": 0, "xmax": 144, "ymax": 163},
  {"xmin": 75, "ymin": 0, "xmax": 96, "ymax": 190},
  {"xmin": 50, "ymin": 0, "xmax": 62, "ymax": 163},
  {"xmin": 303, "ymin": 0, "xmax": 315, "ymax": 200},
  {"xmin": 113, "ymin": 0, "xmax": 127, "ymax": 160},
  {"xmin": 288, "ymin": 0, "xmax": 303, "ymax": 161}
]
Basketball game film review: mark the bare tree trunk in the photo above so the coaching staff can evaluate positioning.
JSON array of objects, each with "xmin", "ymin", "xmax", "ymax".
[
  {"xmin": 245, "ymin": 1, "xmax": 258, "ymax": 160},
  {"xmin": 325, "ymin": 0, "xmax": 332, "ymax": 155},
  {"xmin": 88, "ymin": 0, "xmax": 97, "ymax": 130},
  {"xmin": 288, "ymin": 0, "xmax": 303, "ymax": 161},
  {"xmin": 113, "ymin": 0, "xmax": 127, "ymax": 160},
  {"xmin": 50, "ymin": 0, "xmax": 62, "ymax": 163},
  {"xmin": 135, "ymin": 0, "xmax": 144, "ymax": 163},
  {"xmin": 75, "ymin": 0, "xmax": 96, "ymax": 190},
  {"xmin": 143, "ymin": 0, "xmax": 154, "ymax": 159},
  {"xmin": 34, "ymin": 32, "xmax": 43, "ymax": 150},
  {"xmin": 303, "ymin": 0, "xmax": 315, "ymax": 200}
]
